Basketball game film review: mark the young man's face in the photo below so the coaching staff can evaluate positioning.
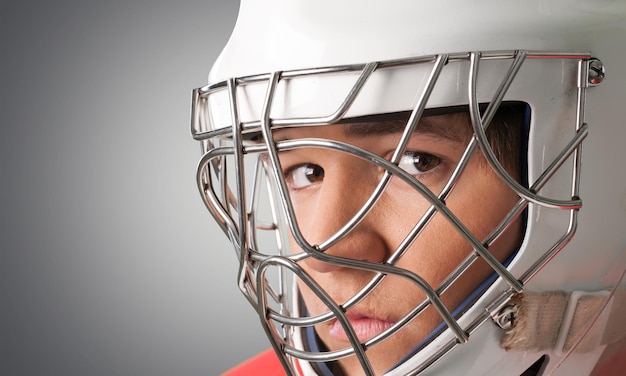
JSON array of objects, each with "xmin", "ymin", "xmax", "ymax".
[{"xmin": 274, "ymin": 112, "xmax": 523, "ymax": 375}]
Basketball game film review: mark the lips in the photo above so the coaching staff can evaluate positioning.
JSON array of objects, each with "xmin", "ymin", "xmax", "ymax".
[{"xmin": 329, "ymin": 314, "xmax": 395, "ymax": 342}]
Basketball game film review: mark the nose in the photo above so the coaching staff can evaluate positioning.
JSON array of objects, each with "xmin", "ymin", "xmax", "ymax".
[{"xmin": 296, "ymin": 157, "xmax": 391, "ymax": 273}]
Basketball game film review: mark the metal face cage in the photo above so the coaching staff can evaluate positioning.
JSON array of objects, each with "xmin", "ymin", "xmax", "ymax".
[{"xmin": 191, "ymin": 51, "xmax": 597, "ymax": 375}]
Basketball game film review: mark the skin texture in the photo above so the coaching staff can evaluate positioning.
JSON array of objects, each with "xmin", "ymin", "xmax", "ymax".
[{"xmin": 274, "ymin": 113, "xmax": 523, "ymax": 375}]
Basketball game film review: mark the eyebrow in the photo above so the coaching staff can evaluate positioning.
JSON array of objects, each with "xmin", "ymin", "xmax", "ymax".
[{"xmin": 343, "ymin": 112, "xmax": 471, "ymax": 143}]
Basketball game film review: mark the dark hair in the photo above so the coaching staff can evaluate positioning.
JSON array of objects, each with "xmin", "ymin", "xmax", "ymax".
[{"xmin": 480, "ymin": 103, "xmax": 526, "ymax": 177}]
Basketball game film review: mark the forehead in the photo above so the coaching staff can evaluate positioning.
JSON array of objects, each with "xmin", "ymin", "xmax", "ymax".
[{"xmin": 271, "ymin": 110, "xmax": 473, "ymax": 143}]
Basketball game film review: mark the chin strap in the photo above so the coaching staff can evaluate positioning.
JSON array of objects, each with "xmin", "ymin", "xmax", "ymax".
[{"xmin": 500, "ymin": 288, "xmax": 626, "ymax": 355}]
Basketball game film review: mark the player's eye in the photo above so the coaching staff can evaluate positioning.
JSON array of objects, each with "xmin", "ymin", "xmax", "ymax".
[
  {"xmin": 285, "ymin": 163, "xmax": 325, "ymax": 190},
  {"xmin": 398, "ymin": 151, "xmax": 441, "ymax": 176}
]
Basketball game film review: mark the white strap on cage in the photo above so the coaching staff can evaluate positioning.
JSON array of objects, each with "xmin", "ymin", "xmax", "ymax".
[{"xmin": 500, "ymin": 288, "xmax": 626, "ymax": 355}]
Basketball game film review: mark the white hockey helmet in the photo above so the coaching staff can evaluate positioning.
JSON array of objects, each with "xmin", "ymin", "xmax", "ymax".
[{"xmin": 192, "ymin": 0, "xmax": 626, "ymax": 374}]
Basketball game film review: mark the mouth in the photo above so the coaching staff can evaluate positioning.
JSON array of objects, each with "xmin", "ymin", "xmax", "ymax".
[{"xmin": 329, "ymin": 314, "xmax": 395, "ymax": 342}]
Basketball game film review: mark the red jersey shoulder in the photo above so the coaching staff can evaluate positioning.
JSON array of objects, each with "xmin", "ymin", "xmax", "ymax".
[{"xmin": 222, "ymin": 348, "xmax": 286, "ymax": 376}]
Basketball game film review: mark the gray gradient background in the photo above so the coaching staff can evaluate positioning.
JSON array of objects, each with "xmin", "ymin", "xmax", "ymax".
[{"xmin": 1, "ymin": 1, "xmax": 270, "ymax": 375}]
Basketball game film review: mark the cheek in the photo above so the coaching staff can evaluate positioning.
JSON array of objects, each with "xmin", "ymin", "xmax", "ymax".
[
  {"xmin": 288, "ymin": 192, "xmax": 318, "ymax": 231},
  {"xmin": 441, "ymin": 169, "xmax": 523, "ymax": 293},
  {"xmin": 393, "ymin": 165, "xmax": 522, "ymax": 298},
  {"xmin": 454, "ymin": 169, "xmax": 523, "ymax": 257},
  {"xmin": 394, "ymin": 216, "xmax": 472, "ymax": 289}
]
